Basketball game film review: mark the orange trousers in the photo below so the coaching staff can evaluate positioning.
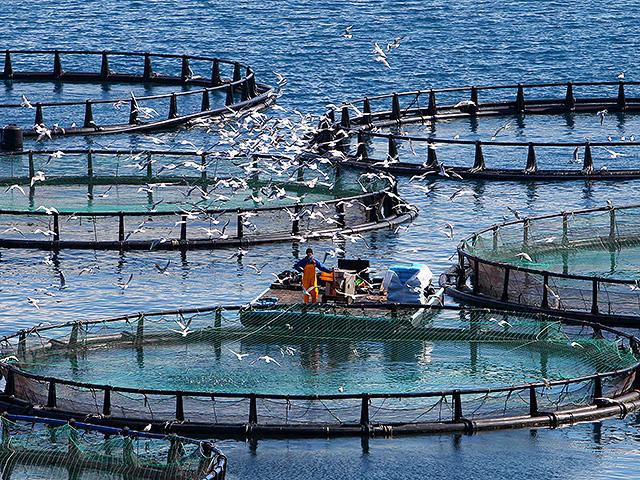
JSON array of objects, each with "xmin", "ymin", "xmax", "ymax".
[{"xmin": 302, "ymin": 263, "xmax": 318, "ymax": 303}]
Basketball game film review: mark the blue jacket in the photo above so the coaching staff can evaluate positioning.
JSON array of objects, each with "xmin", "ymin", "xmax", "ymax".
[{"xmin": 294, "ymin": 256, "xmax": 331, "ymax": 274}]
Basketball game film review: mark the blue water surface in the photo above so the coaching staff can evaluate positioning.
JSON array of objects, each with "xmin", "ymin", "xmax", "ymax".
[{"xmin": 2, "ymin": 0, "xmax": 640, "ymax": 479}]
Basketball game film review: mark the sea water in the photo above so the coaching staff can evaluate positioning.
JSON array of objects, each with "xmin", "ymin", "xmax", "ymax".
[{"xmin": 1, "ymin": 0, "xmax": 640, "ymax": 478}]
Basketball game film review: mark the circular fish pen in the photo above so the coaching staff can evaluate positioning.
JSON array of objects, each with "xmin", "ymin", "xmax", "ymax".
[
  {"xmin": 0, "ymin": 304, "xmax": 638, "ymax": 438},
  {"xmin": 442, "ymin": 204, "xmax": 640, "ymax": 327},
  {"xmin": 0, "ymin": 150, "xmax": 413, "ymax": 250},
  {"xmin": 0, "ymin": 414, "xmax": 226, "ymax": 480},
  {"xmin": 0, "ymin": 50, "xmax": 274, "ymax": 144},
  {"xmin": 310, "ymin": 81, "xmax": 640, "ymax": 180}
]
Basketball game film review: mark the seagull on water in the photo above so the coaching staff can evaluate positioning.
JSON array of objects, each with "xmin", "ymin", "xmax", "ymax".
[{"xmin": 342, "ymin": 25, "xmax": 354, "ymax": 39}]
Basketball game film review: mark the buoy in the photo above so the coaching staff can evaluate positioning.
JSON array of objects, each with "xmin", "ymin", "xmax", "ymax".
[{"xmin": 0, "ymin": 124, "xmax": 23, "ymax": 151}]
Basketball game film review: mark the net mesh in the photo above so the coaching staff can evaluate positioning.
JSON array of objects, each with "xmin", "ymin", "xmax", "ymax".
[
  {"xmin": 460, "ymin": 206, "xmax": 640, "ymax": 316},
  {"xmin": 0, "ymin": 305, "xmax": 637, "ymax": 428},
  {"xmin": 0, "ymin": 416, "xmax": 224, "ymax": 480}
]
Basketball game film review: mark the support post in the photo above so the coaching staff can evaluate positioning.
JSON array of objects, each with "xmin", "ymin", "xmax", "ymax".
[
  {"xmin": 391, "ymin": 93, "xmax": 401, "ymax": 120},
  {"xmin": 180, "ymin": 215, "xmax": 187, "ymax": 241},
  {"xmin": 426, "ymin": 140, "xmax": 438, "ymax": 169},
  {"xmin": 53, "ymin": 50, "xmax": 63, "ymax": 78},
  {"xmin": 564, "ymin": 82, "xmax": 575, "ymax": 112},
  {"xmin": 47, "ymin": 381, "xmax": 57, "ymax": 408},
  {"xmin": 617, "ymin": 81, "xmax": 626, "ymax": 112},
  {"xmin": 241, "ymin": 80, "xmax": 249, "ymax": 102},
  {"xmin": 103, "ymin": 387, "xmax": 112, "ymax": 416},
  {"xmin": 83, "ymin": 100, "xmax": 94, "ymax": 128},
  {"xmin": 35, "ymin": 103, "xmax": 44, "ymax": 126},
  {"xmin": 211, "ymin": 59, "xmax": 222, "ymax": 86},
  {"xmin": 336, "ymin": 202, "xmax": 346, "ymax": 228},
  {"xmin": 176, "ymin": 392, "xmax": 185, "ymax": 421},
  {"xmin": 341, "ymin": 106, "xmax": 351, "ymax": 128},
  {"xmin": 515, "ymin": 83, "xmax": 525, "ymax": 113},
  {"xmin": 388, "ymin": 135, "xmax": 398, "ymax": 161},
  {"xmin": 119, "ymin": 212, "xmax": 125, "ymax": 242},
  {"xmin": 53, "ymin": 212, "xmax": 59, "ymax": 241},
  {"xmin": 501, "ymin": 267, "xmax": 510, "ymax": 302},
  {"xmin": 453, "ymin": 390, "xmax": 463, "ymax": 422},
  {"xmin": 469, "ymin": 86, "xmax": 478, "ymax": 115},
  {"xmin": 582, "ymin": 142, "xmax": 593, "ymax": 173},
  {"xmin": 3, "ymin": 50, "xmax": 12, "ymax": 77},
  {"xmin": 143, "ymin": 53, "xmax": 152, "ymax": 82},
  {"xmin": 129, "ymin": 96, "xmax": 140, "ymax": 124},
  {"xmin": 472, "ymin": 140, "xmax": 485, "ymax": 171},
  {"xmin": 525, "ymin": 143, "xmax": 537, "ymax": 172},
  {"xmin": 237, "ymin": 210, "xmax": 243, "ymax": 239},
  {"xmin": 591, "ymin": 279, "xmax": 599, "ymax": 315},
  {"xmin": 225, "ymin": 84, "xmax": 234, "ymax": 106},
  {"xmin": 529, "ymin": 386, "xmax": 538, "ymax": 416},
  {"xmin": 233, "ymin": 62, "xmax": 241, "ymax": 84},
  {"xmin": 363, "ymin": 98, "xmax": 372, "ymax": 124},
  {"xmin": 427, "ymin": 89, "xmax": 437, "ymax": 116},
  {"xmin": 360, "ymin": 393, "xmax": 370, "ymax": 427},
  {"xmin": 168, "ymin": 94, "xmax": 178, "ymax": 119},
  {"xmin": 181, "ymin": 55, "xmax": 190, "ymax": 83},
  {"xmin": 541, "ymin": 273, "xmax": 549, "ymax": 308},
  {"xmin": 249, "ymin": 394, "xmax": 258, "ymax": 424},
  {"xmin": 292, "ymin": 204, "xmax": 300, "ymax": 234},
  {"xmin": 201, "ymin": 89, "xmax": 210, "ymax": 111},
  {"xmin": 593, "ymin": 375, "xmax": 603, "ymax": 401},
  {"xmin": 356, "ymin": 131, "xmax": 368, "ymax": 160},
  {"xmin": 100, "ymin": 51, "xmax": 109, "ymax": 80}
]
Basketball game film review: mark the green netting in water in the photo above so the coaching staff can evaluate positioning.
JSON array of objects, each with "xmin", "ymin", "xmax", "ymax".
[
  {"xmin": 4, "ymin": 305, "xmax": 637, "ymax": 396},
  {"xmin": 1, "ymin": 306, "xmax": 638, "ymax": 429},
  {"xmin": 464, "ymin": 206, "xmax": 640, "ymax": 279},
  {"xmin": 0, "ymin": 416, "xmax": 224, "ymax": 480}
]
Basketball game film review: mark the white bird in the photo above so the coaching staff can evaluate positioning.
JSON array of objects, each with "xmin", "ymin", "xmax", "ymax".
[
  {"xmin": 343, "ymin": 25, "xmax": 354, "ymax": 39},
  {"xmin": 21, "ymin": 95, "xmax": 34, "ymax": 108},
  {"xmin": 170, "ymin": 315, "xmax": 193, "ymax": 337},
  {"xmin": 454, "ymin": 100, "xmax": 476, "ymax": 110},
  {"xmin": 27, "ymin": 297, "xmax": 40, "ymax": 309},
  {"xmin": 247, "ymin": 263, "xmax": 267, "ymax": 274},
  {"xmin": 373, "ymin": 42, "xmax": 386, "ymax": 57},
  {"xmin": 570, "ymin": 147, "xmax": 579, "ymax": 164},
  {"xmin": 5, "ymin": 184, "xmax": 25, "ymax": 195},
  {"xmin": 617, "ymin": 72, "xmax": 624, "ymax": 80},
  {"xmin": 226, "ymin": 347, "xmax": 250, "ymax": 360},
  {"xmin": 449, "ymin": 188, "xmax": 474, "ymax": 201},
  {"xmin": 31, "ymin": 171, "xmax": 46, "ymax": 187},
  {"xmin": 441, "ymin": 222, "xmax": 454, "ymax": 240},
  {"xmin": 601, "ymin": 146, "xmax": 628, "ymax": 158},
  {"xmin": 272, "ymin": 71, "xmax": 287, "ymax": 86},
  {"xmin": 36, "ymin": 205, "xmax": 58, "ymax": 215},
  {"xmin": 251, "ymin": 355, "xmax": 281, "ymax": 366},
  {"xmin": 375, "ymin": 55, "xmax": 391, "ymax": 69},
  {"xmin": 386, "ymin": 36, "xmax": 404, "ymax": 51},
  {"xmin": 118, "ymin": 274, "xmax": 134, "ymax": 290},
  {"xmin": 489, "ymin": 317, "xmax": 512, "ymax": 328},
  {"xmin": 597, "ymin": 109, "xmax": 607, "ymax": 126},
  {"xmin": 490, "ymin": 119, "xmax": 514, "ymax": 141},
  {"xmin": 33, "ymin": 228, "xmax": 56, "ymax": 237},
  {"xmin": 154, "ymin": 259, "xmax": 171, "ymax": 275},
  {"xmin": 58, "ymin": 271, "xmax": 66, "ymax": 290},
  {"xmin": 2, "ymin": 227, "xmax": 25, "ymax": 237},
  {"xmin": 515, "ymin": 252, "xmax": 533, "ymax": 262}
]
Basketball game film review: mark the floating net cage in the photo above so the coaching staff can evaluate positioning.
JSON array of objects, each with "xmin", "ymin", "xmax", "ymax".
[
  {"xmin": 442, "ymin": 204, "xmax": 640, "ymax": 325},
  {"xmin": 309, "ymin": 81, "xmax": 640, "ymax": 180},
  {"xmin": 0, "ymin": 304, "xmax": 638, "ymax": 438},
  {"xmin": 0, "ymin": 150, "xmax": 414, "ymax": 250},
  {"xmin": 0, "ymin": 414, "xmax": 225, "ymax": 480},
  {"xmin": 0, "ymin": 50, "xmax": 274, "ymax": 142}
]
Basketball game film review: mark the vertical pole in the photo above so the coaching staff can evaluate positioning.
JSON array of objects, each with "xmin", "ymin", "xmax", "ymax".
[
  {"xmin": 181, "ymin": 55, "xmax": 190, "ymax": 83},
  {"xmin": 249, "ymin": 393, "xmax": 258, "ymax": 424},
  {"xmin": 564, "ymin": 81, "xmax": 575, "ymax": 112},
  {"xmin": 168, "ymin": 93, "xmax": 179, "ymax": 119},
  {"xmin": 211, "ymin": 59, "xmax": 222, "ymax": 86},
  {"xmin": 146, "ymin": 153, "xmax": 153, "ymax": 181},
  {"xmin": 103, "ymin": 387, "xmax": 112, "ymax": 416},
  {"xmin": 523, "ymin": 219, "xmax": 530, "ymax": 246},
  {"xmin": 336, "ymin": 202, "xmax": 346, "ymax": 228},
  {"xmin": 341, "ymin": 106, "xmax": 351, "ymax": 128},
  {"xmin": 136, "ymin": 314, "xmax": 144, "ymax": 345},
  {"xmin": 363, "ymin": 98, "xmax": 372, "ymax": 124},
  {"xmin": 143, "ymin": 53, "xmax": 152, "ymax": 82},
  {"xmin": 515, "ymin": 83, "xmax": 525, "ymax": 113},
  {"xmin": 360, "ymin": 393, "xmax": 370, "ymax": 427},
  {"xmin": 525, "ymin": 143, "xmax": 537, "ymax": 172},
  {"xmin": 47, "ymin": 380, "xmax": 57, "ymax": 408},
  {"xmin": 469, "ymin": 86, "xmax": 478, "ymax": 116},
  {"xmin": 541, "ymin": 273, "xmax": 549, "ymax": 308},
  {"xmin": 35, "ymin": 103, "xmax": 44, "ymax": 125},
  {"xmin": 201, "ymin": 89, "xmax": 210, "ymax": 112},
  {"xmin": 593, "ymin": 375, "xmax": 603, "ymax": 400},
  {"xmin": 53, "ymin": 50, "xmax": 63, "ymax": 78},
  {"xmin": 391, "ymin": 93, "xmax": 401, "ymax": 120},
  {"xmin": 237, "ymin": 210, "xmax": 243, "ymax": 239},
  {"xmin": 617, "ymin": 81, "xmax": 626, "ymax": 112},
  {"xmin": 591, "ymin": 279, "xmax": 599, "ymax": 315},
  {"xmin": 118, "ymin": 213, "xmax": 124, "ymax": 242},
  {"xmin": 53, "ymin": 212, "xmax": 59, "ymax": 241},
  {"xmin": 180, "ymin": 215, "xmax": 187, "ymax": 241},
  {"xmin": 501, "ymin": 267, "xmax": 510, "ymax": 302},
  {"xmin": 473, "ymin": 260, "xmax": 480, "ymax": 295},
  {"xmin": 427, "ymin": 89, "xmax": 437, "ymax": 116},
  {"xmin": 292, "ymin": 204, "xmax": 300, "ymax": 234},
  {"xmin": 28, "ymin": 151, "xmax": 35, "ymax": 179},
  {"xmin": 609, "ymin": 207, "xmax": 616, "ymax": 241},
  {"xmin": 83, "ymin": 100, "xmax": 94, "ymax": 128},
  {"xmin": 3, "ymin": 50, "xmax": 13, "ymax": 78},
  {"xmin": 176, "ymin": 392, "xmax": 185, "ymax": 421},
  {"xmin": 388, "ymin": 135, "xmax": 398, "ymax": 161},
  {"xmin": 100, "ymin": 51, "xmax": 109, "ymax": 80},
  {"xmin": 452, "ymin": 390, "xmax": 463, "ymax": 422},
  {"xmin": 225, "ymin": 84, "xmax": 234, "ymax": 106},
  {"xmin": 529, "ymin": 386, "xmax": 538, "ymax": 416}
]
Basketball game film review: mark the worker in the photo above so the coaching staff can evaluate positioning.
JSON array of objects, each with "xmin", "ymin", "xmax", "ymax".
[{"xmin": 293, "ymin": 248, "xmax": 332, "ymax": 303}]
